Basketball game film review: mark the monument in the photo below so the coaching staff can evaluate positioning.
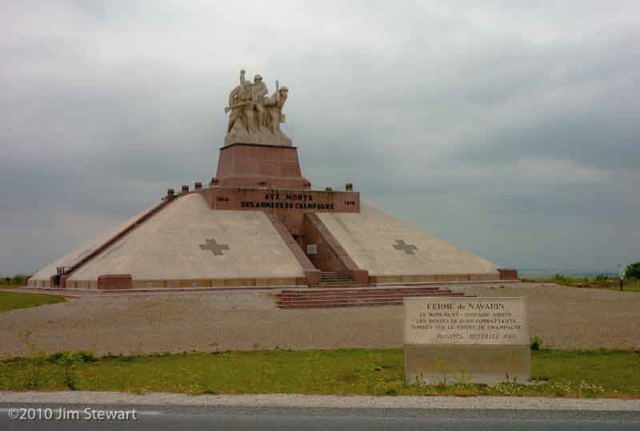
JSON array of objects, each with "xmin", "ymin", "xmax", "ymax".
[
  {"xmin": 225, "ymin": 69, "xmax": 292, "ymax": 147},
  {"xmin": 404, "ymin": 297, "xmax": 530, "ymax": 384},
  {"xmin": 28, "ymin": 70, "xmax": 518, "ymax": 290}
]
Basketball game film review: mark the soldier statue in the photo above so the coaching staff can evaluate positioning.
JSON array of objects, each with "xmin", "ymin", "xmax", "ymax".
[{"xmin": 224, "ymin": 70, "xmax": 291, "ymax": 146}]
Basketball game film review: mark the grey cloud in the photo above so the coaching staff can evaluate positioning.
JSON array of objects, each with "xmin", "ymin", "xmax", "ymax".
[{"xmin": 1, "ymin": 1, "xmax": 639, "ymax": 274}]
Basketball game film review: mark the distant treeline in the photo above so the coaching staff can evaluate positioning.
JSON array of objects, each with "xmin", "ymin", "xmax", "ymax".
[
  {"xmin": 518, "ymin": 270, "xmax": 616, "ymax": 278},
  {"xmin": 0, "ymin": 275, "xmax": 28, "ymax": 286}
]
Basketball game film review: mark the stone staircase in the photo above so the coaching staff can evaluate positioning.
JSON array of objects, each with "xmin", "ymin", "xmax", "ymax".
[
  {"xmin": 318, "ymin": 271, "xmax": 357, "ymax": 287},
  {"xmin": 274, "ymin": 286, "xmax": 468, "ymax": 309}
]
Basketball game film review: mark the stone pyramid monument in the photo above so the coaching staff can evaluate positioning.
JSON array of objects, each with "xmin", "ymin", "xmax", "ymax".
[{"xmin": 29, "ymin": 70, "xmax": 515, "ymax": 290}]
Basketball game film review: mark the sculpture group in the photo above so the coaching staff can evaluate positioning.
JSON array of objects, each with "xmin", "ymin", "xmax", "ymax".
[{"xmin": 224, "ymin": 70, "xmax": 292, "ymax": 146}]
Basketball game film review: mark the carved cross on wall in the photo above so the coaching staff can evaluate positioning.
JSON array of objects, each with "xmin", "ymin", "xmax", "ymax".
[
  {"xmin": 393, "ymin": 239, "xmax": 418, "ymax": 255},
  {"xmin": 199, "ymin": 239, "xmax": 230, "ymax": 256}
]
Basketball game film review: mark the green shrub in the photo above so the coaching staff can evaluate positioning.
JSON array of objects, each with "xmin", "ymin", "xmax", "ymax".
[
  {"xmin": 530, "ymin": 336, "xmax": 543, "ymax": 351},
  {"xmin": 625, "ymin": 262, "xmax": 640, "ymax": 279},
  {"xmin": 47, "ymin": 351, "xmax": 95, "ymax": 390},
  {"xmin": 48, "ymin": 350, "xmax": 95, "ymax": 364},
  {"xmin": 17, "ymin": 330, "xmax": 47, "ymax": 389}
]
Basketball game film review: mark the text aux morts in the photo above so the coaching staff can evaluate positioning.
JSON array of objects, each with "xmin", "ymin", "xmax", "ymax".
[{"xmin": 241, "ymin": 192, "xmax": 334, "ymax": 210}]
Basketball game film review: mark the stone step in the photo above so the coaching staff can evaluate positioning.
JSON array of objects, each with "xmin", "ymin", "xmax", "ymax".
[
  {"xmin": 276, "ymin": 296, "xmax": 463, "ymax": 307},
  {"xmin": 277, "ymin": 300, "xmax": 404, "ymax": 309},
  {"xmin": 276, "ymin": 296, "xmax": 472, "ymax": 309},
  {"xmin": 319, "ymin": 279, "xmax": 354, "ymax": 283},
  {"xmin": 277, "ymin": 290, "xmax": 453, "ymax": 299},
  {"xmin": 319, "ymin": 278, "xmax": 353, "ymax": 283},
  {"xmin": 275, "ymin": 287, "xmax": 468, "ymax": 309},
  {"xmin": 275, "ymin": 291, "xmax": 462, "ymax": 302},
  {"xmin": 280, "ymin": 287, "xmax": 445, "ymax": 295},
  {"xmin": 316, "ymin": 285, "xmax": 368, "ymax": 289},
  {"xmin": 319, "ymin": 277, "xmax": 354, "ymax": 282},
  {"xmin": 320, "ymin": 272, "xmax": 352, "ymax": 277}
]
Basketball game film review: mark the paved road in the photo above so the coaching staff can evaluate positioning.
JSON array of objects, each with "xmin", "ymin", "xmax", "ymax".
[{"xmin": 2, "ymin": 404, "xmax": 639, "ymax": 430}]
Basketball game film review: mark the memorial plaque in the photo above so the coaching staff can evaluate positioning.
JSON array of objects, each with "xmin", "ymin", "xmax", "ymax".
[
  {"xmin": 306, "ymin": 244, "xmax": 318, "ymax": 255},
  {"xmin": 404, "ymin": 297, "xmax": 530, "ymax": 384}
]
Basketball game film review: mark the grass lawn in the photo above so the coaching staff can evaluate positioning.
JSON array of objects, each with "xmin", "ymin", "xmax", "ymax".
[
  {"xmin": 0, "ymin": 348, "xmax": 638, "ymax": 398},
  {"xmin": 529, "ymin": 275, "xmax": 640, "ymax": 293},
  {"xmin": 0, "ymin": 291, "xmax": 66, "ymax": 312}
]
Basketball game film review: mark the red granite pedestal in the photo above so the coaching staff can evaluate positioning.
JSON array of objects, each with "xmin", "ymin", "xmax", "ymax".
[{"xmin": 215, "ymin": 143, "xmax": 311, "ymax": 189}]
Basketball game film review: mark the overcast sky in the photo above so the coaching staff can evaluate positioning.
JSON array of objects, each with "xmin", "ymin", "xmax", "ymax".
[{"xmin": 1, "ymin": 0, "xmax": 639, "ymax": 275}]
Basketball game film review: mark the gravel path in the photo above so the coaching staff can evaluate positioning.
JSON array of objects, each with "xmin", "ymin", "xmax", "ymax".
[
  {"xmin": 0, "ymin": 283, "xmax": 638, "ymax": 356},
  {"xmin": 1, "ymin": 391, "xmax": 639, "ymax": 411}
]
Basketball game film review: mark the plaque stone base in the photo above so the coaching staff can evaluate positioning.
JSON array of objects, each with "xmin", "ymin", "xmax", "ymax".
[
  {"xmin": 404, "ymin": 344, "xmax": 531, "ymax": 384},
  {"xmin": 404, "ymin": 297, "xmax": 531, "ymax": 385}
]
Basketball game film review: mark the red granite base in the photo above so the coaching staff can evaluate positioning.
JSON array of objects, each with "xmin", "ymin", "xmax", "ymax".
[{"xmin": 215, "ymin": 143, "xmax": 311, "ymax": 189}]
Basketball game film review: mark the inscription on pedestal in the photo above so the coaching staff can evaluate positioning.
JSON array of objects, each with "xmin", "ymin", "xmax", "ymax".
[
  {"xmin": 404, "ymin": 297, "xmax": 530, "ymax": 384},
  {"xmin": 239, "ymin": 192, "xmax": 335, "ymax": 211}
]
